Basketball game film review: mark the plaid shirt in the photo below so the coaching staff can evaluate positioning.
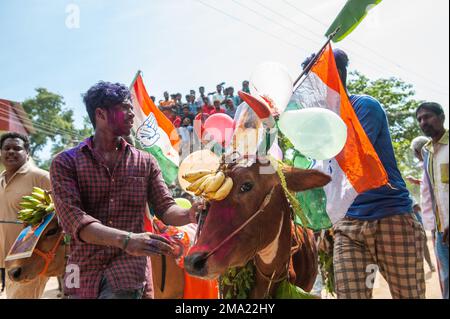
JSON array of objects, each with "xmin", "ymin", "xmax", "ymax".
[{"xmin": 50, "ymin": 137, "xmax": 175, "ymax": 298}]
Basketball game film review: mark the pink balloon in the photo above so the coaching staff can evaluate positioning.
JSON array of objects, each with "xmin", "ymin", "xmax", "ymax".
[{"xmin": 203, "ymin": 113, "xmax": 235, "ymax": 147}]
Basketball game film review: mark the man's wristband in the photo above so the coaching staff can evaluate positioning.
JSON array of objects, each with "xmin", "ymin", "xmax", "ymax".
[{"xmin": 122, "ymin": 232, "xmax": 132, "ymax": 251}]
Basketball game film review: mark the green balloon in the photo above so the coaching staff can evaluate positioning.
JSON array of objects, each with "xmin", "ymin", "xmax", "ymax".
[
  {"xmin": 279, "ymin": 108, "xmax": 347, "ymax": 160},
  {"xmin": 175, "ymin": 198, "xmax": 192, "ymax": 209}
]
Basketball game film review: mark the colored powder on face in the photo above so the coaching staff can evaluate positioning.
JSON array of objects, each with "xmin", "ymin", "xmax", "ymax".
[
  {"xmin": 108, "ymin": 108, "xmax": 126, "ymax": 127},
  {"xmin": 194, "ymin": 203, "xmax": 240, "ymax": 263}
]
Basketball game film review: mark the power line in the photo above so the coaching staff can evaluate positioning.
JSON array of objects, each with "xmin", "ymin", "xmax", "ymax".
[
  {"xmin": 0, "ymin": 108, "xmax": 84, "ymax": 140},
  {"xmin": 201, "ymin": 0, "xmax": 448, "ymax": 97},
  {"xmin": 194, "ymin": 0, "xmax": 309, "ymax": 54},
  {"xmin": 281, "ymin": 0, "xmax": 449, "ymax": 93},
  {"xmin": 0, "ymin": 114, "xmax": 84, "ymax": 143},
  {"xmin": 0, "ymin": 110, "xmax": 83, "ymax": 141},
  {"xmin": 0, "ymin": 101, "xmax": 85, "ymax": 139},
  {"xmin": 230, "ymin": 0, "xmax": 322, "ymax": 46},
  {"xmin": 226, "ymin": 0, "xmax": 406, "ymax": 85},
  {"xmin": 234, "ymin": 0, "xmax": 449, "ymax": 96}
]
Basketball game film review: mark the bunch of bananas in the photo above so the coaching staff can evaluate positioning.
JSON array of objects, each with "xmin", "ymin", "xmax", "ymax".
[
  {"xmin": 182, "ymin": 169, "xmax": 233, "ymax": 201},
  {"xmin": 17, "ymin": 187, "xmax": 55, "ymax": 226}
]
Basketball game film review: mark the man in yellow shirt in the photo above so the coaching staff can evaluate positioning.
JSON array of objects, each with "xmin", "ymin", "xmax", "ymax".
[{"xmin": 0, "ymin": 132, "xmax": 50, "ymax": 298}]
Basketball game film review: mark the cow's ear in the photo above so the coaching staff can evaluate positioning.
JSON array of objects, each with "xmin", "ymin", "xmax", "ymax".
[{"xmin": 282, "ymin": 166, "xmax": 331, "ymax": 192}]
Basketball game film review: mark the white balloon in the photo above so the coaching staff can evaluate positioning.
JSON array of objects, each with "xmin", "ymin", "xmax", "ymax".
[
  {"xmin": 250, "ymin": 62, "xmax": 293, "ymax": 116},
  {"xmin": 278, "ymin": 108, "xmax": 347, "ymax": 160}
]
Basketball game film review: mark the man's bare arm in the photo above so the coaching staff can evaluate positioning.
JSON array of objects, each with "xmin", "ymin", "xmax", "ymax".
[
  {"xmin": 160, "ymin": 201, "xmax": 204, "ymax": 226},
  {"xmin": 79, "ymin": 222, "xmax": 175, "ymax": 257}
]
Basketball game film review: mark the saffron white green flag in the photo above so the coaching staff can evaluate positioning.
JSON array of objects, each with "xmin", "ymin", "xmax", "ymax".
[
  {"xmin": 130, "ymin": 73, "xmax": 180, "ymax": 184},
  {"xmin": 292, "ymin": 44, "xmax": 388, "ymax": 223}
]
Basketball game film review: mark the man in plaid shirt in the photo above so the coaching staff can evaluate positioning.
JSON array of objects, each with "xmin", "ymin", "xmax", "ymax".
[{"xmin": 50, "ymin": 82, "xmax": 201, "ymax": 299}]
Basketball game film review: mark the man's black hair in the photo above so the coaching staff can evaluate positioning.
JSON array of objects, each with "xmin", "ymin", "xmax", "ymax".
[
  {"xmin": 0, "ymin": 132, "xmax": 30, "ymax": 153},
  {"xmin": 82, "ymin": 81, "xmax": 131, "ymax": 129},
  {"xmin": 416, "ymin": 102, "xmax": 445, "ymax": 118}
]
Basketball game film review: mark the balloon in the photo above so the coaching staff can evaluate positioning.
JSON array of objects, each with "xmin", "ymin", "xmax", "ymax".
[
  {"xmin": 250, "ymin": 62, "xmax": 293, "ymax": 116},
  {"xmin": 236, "ymin": 93, "xmax": 278, "ymax": 156},
  {"xmin": 228, "ymin": 103, "xmax": 264, "ymax": 157},
  {"xmin": 175, "ymin": 197, "xmax": 192, "ymax": 209},
  {"xmin": 278, "ymin": 108, "xmax": 347, "ymax": 160},
  {"xmin": 203, "ymin": 113, "xmax": 234, "ymax": 147},
  {"xmin": 268, "ymin": 140, "xmax": 283, "ymax": 161},
  {"xmin": 178, "ymin": 150, "xmax": 221, "ymax": 193}
]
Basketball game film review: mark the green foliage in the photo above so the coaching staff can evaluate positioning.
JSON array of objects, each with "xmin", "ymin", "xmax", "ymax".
[
  {"xmin": 275, "ymin": 279, "xmax": 320, "ymax": 299},
  {"xmin": 318, "ymin": 250, "xmax": 335, "ymax": 296},
  {"xmin": 21, "ymin": 88, "xmax": 93, "ymax": 169},
  {"xmin": 347, "ymin": 71, "xmax": 423, "ymax": 187},
  {"xmin": 220, "ymin": 262, "xmax": 255, "ymax": 299}
]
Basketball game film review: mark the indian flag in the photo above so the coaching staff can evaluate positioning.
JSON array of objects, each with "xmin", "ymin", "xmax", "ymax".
[
  {"xmin": 293, "ymin": 44, "xmax": 388, "ymax": 223},
  {"xmin": 130, "ymin": 72, "xmax": 180, "ymax": 184}
]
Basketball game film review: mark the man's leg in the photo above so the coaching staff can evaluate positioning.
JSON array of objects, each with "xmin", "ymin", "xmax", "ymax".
[
  {"xmin": 375, "ymin": 214, "xmax": 425, "ymax": 299},
  {"xmin": 1, "ymin": 268, "xmax": 5, "ymax": 292},
  {"xmin": 434, "ymin": 231, "xmax": 449, "ymax": 299},
  {"xmin": 333, "ymin": 218, "xmax": 376, "ymax": 299},
  {"xmin": 423, "ymin": 234, "xmax": 436, "ymax": 272}
]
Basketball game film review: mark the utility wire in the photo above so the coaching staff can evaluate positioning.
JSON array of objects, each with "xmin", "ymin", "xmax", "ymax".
[
  {"xmin": 0, "ymin": 109, "xmax": 84, "ymax": 141},
  {"xmin": 0, "ymin": 101, "xmax": 85, "ymax": 139},
  {"xmin": 195, "ymin": 0, "xmax": 309, "ymax": 54},
  {"xmin": 281, "ymin": 0, "xmax": 449, "ymax": 93},
  {"xmin": 0, "ymin": 113, "xmax": 84, "ymax": 142}
]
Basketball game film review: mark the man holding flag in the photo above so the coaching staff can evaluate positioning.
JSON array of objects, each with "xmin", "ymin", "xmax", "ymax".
[
  {"xmin": 50, "ymin": 81, "xmax": 202, "ymax": 299},
  {"xmin": 299, "ymin": 48, "xmax": 425, "ymax": 299}
]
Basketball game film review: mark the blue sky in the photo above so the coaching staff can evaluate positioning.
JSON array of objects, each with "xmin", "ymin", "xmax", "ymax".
[{"xmin": 1, "ymin": 0, "xmax": 448, "ymax": 131}]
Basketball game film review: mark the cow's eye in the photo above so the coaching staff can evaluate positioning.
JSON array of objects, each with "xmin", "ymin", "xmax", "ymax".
[
  {"xmin": 45, "ymin": 228, "xmax": 59, "ymax": 237},
  {"xmin": 240, "ymin": 182, "xmax": 253, "ymax": 193}
]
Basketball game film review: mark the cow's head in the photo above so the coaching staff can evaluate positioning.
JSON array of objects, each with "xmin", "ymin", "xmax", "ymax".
[
  {"xmin": 6, "ymin": 218, "xmax": 66, "ymax": 282},
  {"xmin": 184, "ymin": 158, "xmax": 330, "ymax": 279}
]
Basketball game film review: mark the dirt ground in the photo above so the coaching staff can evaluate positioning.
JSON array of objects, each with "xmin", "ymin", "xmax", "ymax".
[{"xmin": 0, "ymin": 232, "xmax": 443, "ymax": 299}]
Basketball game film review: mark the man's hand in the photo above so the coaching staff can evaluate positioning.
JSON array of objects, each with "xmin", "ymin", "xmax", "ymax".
[
  {"xmin": 124, "ymin": 232, "xmax": 176, "ymax": 257},
  {"xmin": 188, "ymin": 199, "xmax": 206, "ymax": 224},
  {"xmin": 443, "ymin": 227, "xmax": 449, "ymax": 245}
]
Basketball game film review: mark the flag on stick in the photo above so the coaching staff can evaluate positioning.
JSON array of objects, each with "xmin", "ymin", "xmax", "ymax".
[
  {"xmin": 130, "ymin": 72, "xmax": 180, "ymax": 184},
  {"xmin": 292, "ymin": 44, "xmax": 388, "ymax": 223},
  {"xmin": 325, "ymin": 0, "xmax": 382, "ymax": 42}
]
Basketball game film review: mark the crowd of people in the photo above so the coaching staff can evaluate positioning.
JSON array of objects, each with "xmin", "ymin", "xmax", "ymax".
[
  {"xmin": 0, "ymin": 49, "xmax": 448, "ymax": 300},
  {"xmin": 152, "ymin": 81, "xmax": 251, "ymax": 158},
  {"xmin": 154, "ymin": 80, "xmax": 250, "ymax": 128}
]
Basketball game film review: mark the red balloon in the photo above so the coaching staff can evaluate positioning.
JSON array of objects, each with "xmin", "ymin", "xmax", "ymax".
[{"xmin": 203, "ymin": 113, "xmax": 235, "ymax": 147}]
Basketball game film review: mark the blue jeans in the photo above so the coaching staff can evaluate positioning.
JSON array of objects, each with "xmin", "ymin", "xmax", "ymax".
[{"xmin": 435, "ymin": 231, "xmax": 449, "ymax": 299}]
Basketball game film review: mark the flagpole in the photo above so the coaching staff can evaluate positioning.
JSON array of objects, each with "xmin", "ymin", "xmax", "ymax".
[
  {"xmin": 292, "ymin": 27, "xmax": 341, "ymax": 90},
  {"xmin": 129, "ymin": 70, "xmax": 143, "ymax": 89}
]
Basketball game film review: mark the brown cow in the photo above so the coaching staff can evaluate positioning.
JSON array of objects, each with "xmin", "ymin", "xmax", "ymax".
[
  {"xmin": 184, "ymin": 158, "xmax": 331, "ymax": 298},
  {"xmin": 6, "ymin": 218, "xmax": 67, "ymax": 282},
  {"xmin": 5, "ymin": 218, "xmax": 186, "ymax": 299}
]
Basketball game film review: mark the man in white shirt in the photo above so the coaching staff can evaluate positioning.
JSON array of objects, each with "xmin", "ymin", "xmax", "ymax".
[{"xmin": 416, "ymin": 102, "xmax": 448, "ymax": 299}]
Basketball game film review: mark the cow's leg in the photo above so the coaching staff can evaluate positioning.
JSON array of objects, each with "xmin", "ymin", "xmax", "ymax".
[{"xmin": 292, "ymin": 227, "xmax": 318, "ymax": 292}]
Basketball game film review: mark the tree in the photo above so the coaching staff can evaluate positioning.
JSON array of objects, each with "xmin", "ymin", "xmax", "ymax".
[
  {"xmin": 347, "ymin": 71, "xmax": 424, "ymax": 196},
  {"xmin": 21, "ymin": 88, "xmax": 93, "ymax": 169}
]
